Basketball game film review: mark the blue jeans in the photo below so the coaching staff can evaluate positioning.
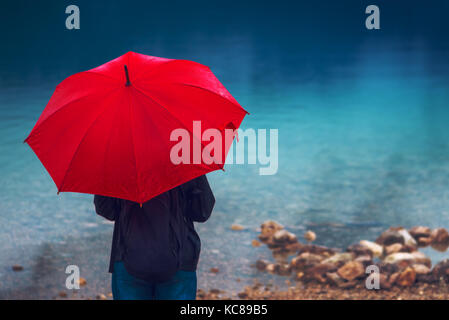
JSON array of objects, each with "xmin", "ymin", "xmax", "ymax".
[{"xmin": 111, "ymin": 261, "xmax": 197, "ymax": 300}]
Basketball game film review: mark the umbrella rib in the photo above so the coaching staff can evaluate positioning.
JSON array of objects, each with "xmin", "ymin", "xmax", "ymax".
[
  {"xmin": 126, "ymin": 89, "xmax": 142, "ymax": 203},
  {"xmin": 102, "ymin": 98, "xmax": 122, "ymax": 198},
  {"xmin": 172, "ymin": 82, "xmax": 248, "ymax": 114},
  {"xmin": 58, "ymin": 87, "xmax": 121, "ymax": 192},
  {"xmin": 26, "ymin": 86, "xmax": 119, "ymax": 141},
  {"xmin": 132, "ymin": 85, "xmax": 223, "ymax": 170}
]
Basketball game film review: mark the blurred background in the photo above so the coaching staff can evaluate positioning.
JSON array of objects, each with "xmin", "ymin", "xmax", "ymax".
[{"xmin": 0, "ymin": 0, "xmax": 449, "ymax": 298}]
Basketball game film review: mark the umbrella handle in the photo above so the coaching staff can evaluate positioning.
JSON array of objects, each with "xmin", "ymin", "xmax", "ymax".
[{"xmin": 124, "ymin": 65, "xmax": 131, "ymax": 86}]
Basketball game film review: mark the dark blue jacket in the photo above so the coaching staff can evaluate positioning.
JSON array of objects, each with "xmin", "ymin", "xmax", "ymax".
[{"xmin": 94, "ymin": 175, "xmax": 215, "ymax": 274}]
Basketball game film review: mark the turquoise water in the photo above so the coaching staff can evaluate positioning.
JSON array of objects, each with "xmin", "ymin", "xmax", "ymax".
[{"xmin": 1, "ymin": 1, "xmax": 449, "ymax": 298}]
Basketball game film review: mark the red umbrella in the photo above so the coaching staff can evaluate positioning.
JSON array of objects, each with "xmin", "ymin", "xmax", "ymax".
[{"xmin": 25, "ymin": 51, "xmax": 248, "ymax": 204}]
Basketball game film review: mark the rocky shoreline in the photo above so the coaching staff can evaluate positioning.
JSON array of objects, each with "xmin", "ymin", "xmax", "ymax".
[
  {"xmin": 13, "ymin": 221, "xmax": 448, "ymax": 300},
  {"xmin": 198, "ymin": 221, "xmax": 449, "ymax": 300},
  {"xmin": 197, "ymin": 281, "xmax": 449, "ymax": 300}
]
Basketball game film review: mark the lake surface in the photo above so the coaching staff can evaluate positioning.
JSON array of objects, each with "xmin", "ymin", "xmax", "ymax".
[{"xmin": 0, "ymin": 1, "xmax": 449, "ymax": 298}]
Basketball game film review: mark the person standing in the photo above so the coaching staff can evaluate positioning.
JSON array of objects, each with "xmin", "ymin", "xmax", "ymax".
[{"xmin": 94, "ymin": 175, "xmax": 215, "ymax": 300}]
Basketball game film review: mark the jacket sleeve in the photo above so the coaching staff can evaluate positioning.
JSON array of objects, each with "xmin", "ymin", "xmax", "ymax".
[
  {"xmin": 94, "ymin": 195, "xmax": 121, "ymax": 221},
  {"xmin": 182, "ymin": 175, "xmax": 215, "ymax": 223}
]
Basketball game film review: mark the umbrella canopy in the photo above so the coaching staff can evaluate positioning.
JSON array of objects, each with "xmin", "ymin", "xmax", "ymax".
[{"xmin": 25, "ymin": 51, "xmax": 248, "ymax": 203}]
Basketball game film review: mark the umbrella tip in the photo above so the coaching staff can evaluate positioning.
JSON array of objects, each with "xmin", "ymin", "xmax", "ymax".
[{"xmin": 124, "ymin": 65, "xmax": 131, "ymax": 86}]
